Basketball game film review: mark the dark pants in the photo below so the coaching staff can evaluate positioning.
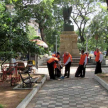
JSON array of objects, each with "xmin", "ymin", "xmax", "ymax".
[
  {"xmin": 81, "ymin": 65, "xmax": 86, "ymax": 77},
  {"xmin": 95, "ymin": 61, "xmax": 102, "ymax": 74},
  {"xmin": 55, "ymin": 68, "xmax": 61, "ymax": 78},
  {"xmin": 75, "ymin": 64, "xmax": 86, "ymax": 77},
  {"xmin": 47, "ymin": 62, "xmax": 55, "ymax": 79},
  {"xmin": 64, "ymin": 62, "xmax": 71, "ymax": 78}
]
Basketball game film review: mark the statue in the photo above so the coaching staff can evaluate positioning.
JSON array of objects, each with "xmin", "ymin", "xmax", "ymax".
[
  {"xmin": 63, "ymin": 6, "xmax": 74, "ymax": 31},
  {"xmin": 63, "ymin": 6, "xmax": 72, "ymax": 25}
]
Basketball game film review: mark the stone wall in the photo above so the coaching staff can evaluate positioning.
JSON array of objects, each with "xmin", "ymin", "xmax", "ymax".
[{"xmin": 59, "ymin": 31, "xmax": 80, "ymax": 57}]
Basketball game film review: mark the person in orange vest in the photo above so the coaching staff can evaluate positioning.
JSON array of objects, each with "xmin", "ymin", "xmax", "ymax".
[
  {"xmin": 52, "ymin": 52, "xmax": 60, "ymax": 78},
  {"xmin": 94, "ymin": 49, "xmax": 97, "ymax": 57},
  {"xmin": 47, "ymin": 57, "xmax": 59, "ymax": 79},
  {"xmin": 52, "ymin": 52, "xmax": 60, "ymax": 59},
  {"xmin": 75, "ymin": 50, "xmax": 87, "ymax": 78},
  {"xmin": 95, "ymin": 48, "xmax": 103, "ymax": 74},
  {"xmin": 63, "ymin": 52, "xmax": 72, "ymax": 78},
  {"xmin": 55, "ymin": 58, "xmax": 62, "ymax": 78}
]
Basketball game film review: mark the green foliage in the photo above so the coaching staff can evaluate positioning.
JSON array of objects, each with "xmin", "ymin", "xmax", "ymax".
[
  {"xmin": 1, "ymin": 0, "xmax": 107, "ymax": 56},
  {"xmin": 70, "ymin": 0, "xmax": 97, "ymax": 43},
  {"xmin": 0, "ymin": 1, "xmax": 42, "ymax": 62},
  {"xmin": 97, "ymin": 2, "xmax": 107, "ymax": 10},
  {"xmin": 27, "ymin": 25, "xmax": 40, "ymax": 40},
  {"xmin": 0, "ymin": 104, "xmax": 4, "ymax": 108},
  {"xmin": 83, "ymin": 3, "xmax": 108, "ymax": 52}
]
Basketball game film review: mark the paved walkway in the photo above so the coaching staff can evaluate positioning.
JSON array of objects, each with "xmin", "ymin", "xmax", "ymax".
[{"xmin": 26, "ymin": 67, "xmax": 108, "ymax": 108}]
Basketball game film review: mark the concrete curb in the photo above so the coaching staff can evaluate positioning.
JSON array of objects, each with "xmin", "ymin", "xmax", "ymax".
[
  {"xmin": 94, "ymin": 74, "xmax": 108, "ymax": 90},
  {"xmin": 16, "ymin": 75, "xmax": 47, "ymax": 108},
  {"xmin": 13, "ymin": 82, "xmax": 33, "ymax": 90}
]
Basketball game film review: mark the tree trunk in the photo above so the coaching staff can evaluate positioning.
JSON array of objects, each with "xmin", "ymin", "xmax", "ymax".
[
  {"xmin": 80, "ymin": 35, "xmax": 85, "ymax": 44},
  {"xmin": 40, "ymin": 28, "xmax": 44, "ymax": 41},
  {"xmin": 106, "ymin": 0, "xmax": 108, "ymax": 10},
  {"xmin": 106, "ymin": 48, "xmax": 108, "ymax": 56}
]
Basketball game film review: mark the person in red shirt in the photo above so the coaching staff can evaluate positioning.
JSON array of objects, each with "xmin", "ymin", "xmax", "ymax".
[
  {"xmin": 63, "ymin": 52, "xmax": 72, "ymax": 78},
  {"xmin": 75, "ymin": 50, "xmax": 87, "ymax": 78},
  {"xmin": 95, "ymin": 48, "xmax": 103, "ymax": 74},
  {"xmin": 47, "ymin": 57, "xmax": 58, "ymax": 79}
]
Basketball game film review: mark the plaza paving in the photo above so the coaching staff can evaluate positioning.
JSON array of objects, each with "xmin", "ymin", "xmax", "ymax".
[{"xmin": 26, "ymin": 67, "xmax": 108, "ymax": 108}]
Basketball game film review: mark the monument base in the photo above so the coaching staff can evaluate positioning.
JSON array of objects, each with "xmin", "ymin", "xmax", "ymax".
[{"xmin": 59, "ymin": 31, "xmax": 80, "ymax": 57}]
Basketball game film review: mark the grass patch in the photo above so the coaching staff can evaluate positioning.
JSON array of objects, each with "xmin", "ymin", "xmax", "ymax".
[{"xmin": 0, "ymin": 104, "xmax": 4, "ymax": 108}]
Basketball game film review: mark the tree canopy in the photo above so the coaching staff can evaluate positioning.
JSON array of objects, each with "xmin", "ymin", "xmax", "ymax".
[{"xmin": 0, "ymin": 0, "xmax": 108, "ymax": 58}]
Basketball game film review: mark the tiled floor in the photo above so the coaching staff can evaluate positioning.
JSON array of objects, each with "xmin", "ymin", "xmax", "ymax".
[{"xmin": 26, "ymin": 67, "xmax": 108, "ymax": 108}]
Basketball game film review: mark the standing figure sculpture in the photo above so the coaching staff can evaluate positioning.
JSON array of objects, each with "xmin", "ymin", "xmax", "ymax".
[
  {"xmin": 63, "ymin": 6, "xmax": 72, "ymax": 25},
  {"xmin": 63, "ymin": 6, "xmax": 74, "ymax": 31}
]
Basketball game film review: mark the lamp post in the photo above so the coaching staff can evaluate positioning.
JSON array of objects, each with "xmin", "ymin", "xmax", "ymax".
[
  {"xmin": 86, "ymin": 34, "xmax": 89, "ymax": 52},
  {"xmin": 55, "ymin": 35, "xmax": 57, "ymax": 53}
]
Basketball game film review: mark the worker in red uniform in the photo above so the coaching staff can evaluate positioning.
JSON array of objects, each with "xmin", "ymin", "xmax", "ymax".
[
  {"xmin": 52, "ymin": 52, "xmax": 60, "ymax": 59},
  {"xmin": 95, "ymin": 48, "xmax": 103, "ymax": 74},
  {"xmin": 47, "ymin": 57, "xmax": 58, "ymax": 79},
  {"xmin": 75, "ymin": 50, "xmax": 87, "ymax": 78},
  {"xmin": 63, "ymin": 52, "xmax": 72, "ymax": 78}
]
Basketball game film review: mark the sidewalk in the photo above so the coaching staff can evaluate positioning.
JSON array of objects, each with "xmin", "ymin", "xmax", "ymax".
[{"xmin": 26, "ymin": 67, "xmax": 108, "ymax": 108}]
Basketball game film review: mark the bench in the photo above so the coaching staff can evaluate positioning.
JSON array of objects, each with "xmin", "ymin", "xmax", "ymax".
[{"xmin": 18, "ymin": 69, "xmax": 39, "ymax": 87}]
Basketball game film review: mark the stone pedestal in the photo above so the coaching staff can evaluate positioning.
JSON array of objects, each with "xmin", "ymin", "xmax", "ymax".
[{"xmin": 59, "ymin": 31, "xmax": 80, "ymax": 57}]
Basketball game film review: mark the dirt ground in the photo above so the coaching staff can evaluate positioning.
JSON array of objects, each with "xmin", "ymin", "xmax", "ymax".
[
  {"xmin": 0, "ymin": 74, "xmax": 44, "ymax": 108},
  {"xmin": 97, "ymin": 73, "xmax": 108, "ymax": 84}
]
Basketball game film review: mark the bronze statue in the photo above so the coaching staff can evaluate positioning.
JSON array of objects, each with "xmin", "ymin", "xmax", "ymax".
[
  {"xmin": 63, "ymin": 6, "xmax": 74, "ymax": 31},
  {"xmin": 63, "ymin": 6, "xmax": 72, "ymax": 25}
]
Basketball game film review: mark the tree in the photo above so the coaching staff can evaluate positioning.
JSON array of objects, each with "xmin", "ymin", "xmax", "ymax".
[
  {"xmin": 27, "ymin": 25, "xmax": 40, "ymax": 40},
  {"xmin": 86, "ymin": 4, "xmax": 108, "ymax": 53},
  {"xmin": 23, "ymin": 0, "xmax": 54, "ymax": 41},
  {"xmin": 0, "ymin": 0, "xmax": 42, "ymax": 66},
  {"xmin": 70, "ymin": 0, "xmax": 97, "ymax": 44},
  {"xmin": 25, "ymin": 0, "xmax": 64, "ymax": 51}
]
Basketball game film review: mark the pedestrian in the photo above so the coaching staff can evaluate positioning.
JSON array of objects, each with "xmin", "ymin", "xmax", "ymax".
[
  {"xmin": 8, "ymin": 56, "xmax": 18, "ymax": 75},
  {"xmin": 75, "ymin": 50, "xmax": 87, "ymax": 78},
  {"xmin": 52, "ymin": 52, "xmax": 60, "ymax": 59},
  {"xmin": 55, "ymin": 58, "xmax": 62, "ymax": 78},
  {"xmin": 85, "ymin": 51, "xmax": 89, "ymax": 63},
  {"xmin": 95, "ymin": 48, "xmax": 103, "ymax": 74},
  {"xmin": 47, "ymin": 57, "xmax": 58, "ymax": 80},
  {"xmin": 11, "ymin": 56, "xmax": 18, "ymax": 66},
  {"xmin": 52, "ymin": 52, "xmax": 60, "ymax": 78},
  {"xmin": 63, "ymin": 52, "xmax": 72, "ymax": 78}
]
